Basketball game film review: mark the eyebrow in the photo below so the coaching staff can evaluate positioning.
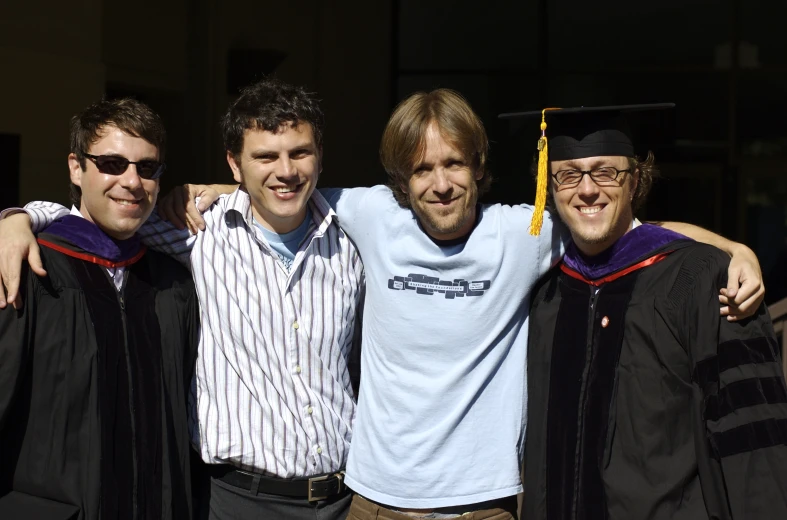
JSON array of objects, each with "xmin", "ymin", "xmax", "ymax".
[
  {"xmin": 412, "ymin": 159, "xmax": 432, "ymax": 170},
  {"xmin": 250, "ymin": 149, "xmax": 279, "ymax": 158},
  {"xmin": 560, "ymin": 160, "xmax": 614, "ymax": 170},
  {"xmin": 249, "ymin": 144, "xmax": 315, "ymax": 158},
  {"xmin": 96, "ymin": 151, "xmax": 160, "ymax": 162},
  {"xmin": 412, "ymin": 152, "xmax": 466, "ymax": 169}
]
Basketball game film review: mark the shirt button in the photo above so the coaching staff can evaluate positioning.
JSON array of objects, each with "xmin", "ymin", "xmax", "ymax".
[
  {"xmin": 293, "ymin": 321, "xmax": 300, "ymax": 330},
  {"xmin": 316, "ymin": 447, "xmax": 322, "ymax": 454},
  {"xmin": 307, "ymin": 406, "xmax": 313, "ymax": 414},
  {"xmin": 295, "ymin": 365, "xmax": 302, "ymax": 374}
]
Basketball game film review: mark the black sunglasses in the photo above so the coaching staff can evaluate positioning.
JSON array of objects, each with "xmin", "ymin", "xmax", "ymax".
[{"xmin": 83, "ymin": 153, "xmax": 166, "ymax": 180}]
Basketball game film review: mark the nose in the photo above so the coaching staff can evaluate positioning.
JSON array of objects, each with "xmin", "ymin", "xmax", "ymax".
[
  {"xmin": 118, "ymin": 164, "xmax": 144, "ymax": 190},
  {"xmin": 576, "ymin": 172, "xmax": 601, "ymax": 198},
  {"xmin": 431, "ymin": 168, "xmax": 453, "ymax": 195},
  {"xmin": 278, "ymin": 156, "xmax": 298, "ymax": 180}
]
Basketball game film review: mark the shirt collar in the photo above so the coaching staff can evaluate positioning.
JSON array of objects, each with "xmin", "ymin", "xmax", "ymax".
[{"xmin": 224, "ymin": 186, "xmax": 338, "ymax": 238}]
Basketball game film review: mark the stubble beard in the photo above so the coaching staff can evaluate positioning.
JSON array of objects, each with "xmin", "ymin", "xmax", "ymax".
[
  {"xmin": 569, "ymin": 208, "xmax": 634, "ymax": 254},
  {"xmin": 410, "ymin": 186, "xmax": 477, "ymax": 238}
]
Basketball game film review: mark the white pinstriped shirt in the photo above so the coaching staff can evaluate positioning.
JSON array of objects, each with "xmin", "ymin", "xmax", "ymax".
[{"xmin": 23, "ymin": 189, "xmax": 364, "ymax": 477}]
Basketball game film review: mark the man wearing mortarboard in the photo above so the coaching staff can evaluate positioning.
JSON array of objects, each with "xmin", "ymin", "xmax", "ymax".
[
  {"xmin": 505, "ymin": 104, "xmax": 787, "ymax": 519},
  {"xmin": 0, "ymin": 92, "xmax": 773, "ymax": 520}
]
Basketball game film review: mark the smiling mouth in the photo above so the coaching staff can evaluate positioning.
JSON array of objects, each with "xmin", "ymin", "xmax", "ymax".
[
  {"xmin": 577, "ymin": 205, "xmax": 604, "ymax": 215},
  {"xmin": 271, "ymin": 185, "xmax": 302, "ymax": 194},
  {"xmin": 428, "ymin": 196, "xmax": 461, "ymax": 206},
  {"xmin": 111, "ymin": 197, "xmax": 142, "ymax": 206}
]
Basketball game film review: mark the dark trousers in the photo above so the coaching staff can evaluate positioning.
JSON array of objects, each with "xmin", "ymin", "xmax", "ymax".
[{"xmin": 192, "ymin": 453, "xmax": 352, "ymax": 520}]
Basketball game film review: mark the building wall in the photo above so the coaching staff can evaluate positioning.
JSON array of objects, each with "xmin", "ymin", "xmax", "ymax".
[
  {"xmin": 0, "ymin": 0, "xmax": 392, "ymax": 207},
  {"xmin": 0, "ymin": 1, "xmax": 106, "ymax": 205}
]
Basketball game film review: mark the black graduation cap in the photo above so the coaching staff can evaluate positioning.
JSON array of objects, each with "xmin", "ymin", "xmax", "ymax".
[{"xmin": 497, "ymin": 103, "xmax": 675, "ymax": 235}]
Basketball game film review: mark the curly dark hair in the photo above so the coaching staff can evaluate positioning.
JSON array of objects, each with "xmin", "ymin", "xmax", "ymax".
[
  {"xmin": 532, "ymin": 151, "xmax": 659, "ymax": 213},
  {"xmin": 627, "ymin": 152, "xmax": 659, "ymax": 212},
  {"xmin": 380, "ymin": 89, "xmax": 491, "ymax": 208},
  {"xmin": 69, "ymin": 98, "xmax": 166, "ymax": 206},
  {"xmin": 221, "ymin": 78, "xmax": 325, "ymax": 159}
]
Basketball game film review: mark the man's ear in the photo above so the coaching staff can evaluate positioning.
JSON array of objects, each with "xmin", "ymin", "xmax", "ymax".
[
  {"xmin": 226, "ymin": 151, "xmax": 243, "ymax": 184},
  {"xmin": 630, "ymin": 168, "xmax": 640, "ymax": 199},
  {"xmin": 68, "ymin": 153, "xmax": 83, "ymax": 187},
  {"xmin": 315, "ymin": 146, "xmax": 323, "ymax": 178}
]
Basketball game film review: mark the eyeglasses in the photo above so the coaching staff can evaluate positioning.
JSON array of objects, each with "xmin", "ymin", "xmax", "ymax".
[
  {"xmin": 551, "ymin": 166, "xmax": 631, "ymax": 187},
  {"xmin": 83, "ymin": 153, "xmax": 166, "ymax": 180}
]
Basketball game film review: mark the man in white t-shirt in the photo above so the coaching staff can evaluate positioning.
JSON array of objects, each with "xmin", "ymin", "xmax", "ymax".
[{"xmin": 0, "ymin": 88, "xmax": 765, "ymax": 520}]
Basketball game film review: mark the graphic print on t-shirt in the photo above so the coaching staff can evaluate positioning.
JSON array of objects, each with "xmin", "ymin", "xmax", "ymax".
[{"xmin": 387, "ymin": 273, "xmax": 491, "ymax": 298}]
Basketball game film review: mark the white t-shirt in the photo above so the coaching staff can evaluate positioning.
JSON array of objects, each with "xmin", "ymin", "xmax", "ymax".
[{"xmin": 321, "ymin": 186, "xmax": 566, "ymax": 508}]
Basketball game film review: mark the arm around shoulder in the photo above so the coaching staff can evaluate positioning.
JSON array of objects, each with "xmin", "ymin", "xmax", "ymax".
[
  {"xmin": 0, "ymin": 212, "xmax": 47, "ymax": 309},
  {"xmin": 655, "ymin": 221, "xmax": 764, "ymax": 318},
  {"xmin": 679, "ymin": 248, "xmax": 787, "ymax": 518}
]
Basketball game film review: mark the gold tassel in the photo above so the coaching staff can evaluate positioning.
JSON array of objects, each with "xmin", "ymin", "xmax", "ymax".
[{"xmin": 529, "ymin": 108, "xmax": 555, "ymax": 236}]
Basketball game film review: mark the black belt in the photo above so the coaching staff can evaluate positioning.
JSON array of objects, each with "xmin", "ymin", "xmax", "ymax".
[{"xmin": 207, "ymin": 464, "xmax": 346, "ymax": 502}]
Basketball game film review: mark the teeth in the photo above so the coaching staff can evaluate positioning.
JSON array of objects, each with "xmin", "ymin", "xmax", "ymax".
[
  {"xmin": 579, "ymin": 206, "xmax": 601, "ymax": 214},
  {"xmin": 113, "ymin": 199, "xmax": 137, "ymax": 206},
  {"xmin": 274, "ymin": 187, "xmax": 296, "ymax": 193}
]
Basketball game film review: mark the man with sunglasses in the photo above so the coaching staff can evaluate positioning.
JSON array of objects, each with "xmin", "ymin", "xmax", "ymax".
[
  {"xmin": 0, "ymin": 79, "xmax": 362, "ymax": 520},
  {"xmin": 513, "ymin": 105, "xmax": 787, "ymax": 519},
  {"xmin": 0, "ymin": 98, "xmax": 200, "ymax": 519},
  {"xmin": 0, "ymin": 88, "xmax": 767, "ymax": 519}
]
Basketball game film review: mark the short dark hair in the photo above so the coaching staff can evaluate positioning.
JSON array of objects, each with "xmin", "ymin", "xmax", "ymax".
[
  {"xmin": 221, "ymin": 78, "xmax": 325, "ymax": 159},
  {"xmin": 69, "ymin": 98, "xmax": 166, "ymax": 206},
  {"xmin": 380, "ymin": 89, "xmax": 491, "ymax": 208}
]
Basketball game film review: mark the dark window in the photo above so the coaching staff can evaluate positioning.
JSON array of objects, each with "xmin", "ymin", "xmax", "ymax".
[{"xmin": 0, "ymin": 133, "xmax": 21, "ymax": 209}]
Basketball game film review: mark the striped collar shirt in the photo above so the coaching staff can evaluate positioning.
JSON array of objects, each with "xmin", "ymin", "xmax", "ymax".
[{"xmin": 23, "ymin": 189, "xmax": 364, "ymax": 477}]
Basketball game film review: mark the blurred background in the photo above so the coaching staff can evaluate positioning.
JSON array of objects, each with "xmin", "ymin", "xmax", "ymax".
[{"xmin": 1, "ymin": 0, "xmax": 786, "ymax": 302}]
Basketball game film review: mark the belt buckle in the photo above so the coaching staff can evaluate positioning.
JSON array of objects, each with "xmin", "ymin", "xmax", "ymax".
[{"xmin": 307, "ymin": 473, "xmax": 343, "ymax": 502}]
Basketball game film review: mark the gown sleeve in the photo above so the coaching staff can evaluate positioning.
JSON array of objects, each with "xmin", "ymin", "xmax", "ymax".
[
  {"xmin": 184, "ymin": 288, "xmax": 200, "ymax": 389},
  {"xmin": 678, "ymin": 247, "xmax": 787, "ymax": 519},
  {"xmin": 0, "ymin": 268, "xmax": 36, "ymax": 431}
]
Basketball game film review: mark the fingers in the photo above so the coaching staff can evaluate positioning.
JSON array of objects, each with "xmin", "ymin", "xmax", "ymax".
[
  {"xmin": 730, "ymin": 267, "xmax": 764, "ymax": 318},
  {"xmin": 732, "ymin": 276, "xmax": 763, "ymax": 306},
  {"xmin": 195, "ymin": 185, "xmax": 221, "ymax": 208},
  {"xmin": 725, "ymin": 268, "xmax": 740, "ymax": 300},
  {"xmin": 2, "ymin": 268, "xmax": 21, "ymax": 311},
  {"xmin": 730, "ymin": 288, "xmax": 764, "ymax": 320},
  {"xmin": 0, "ymin": 273, "xmax": 7, "ymax": 309},
  {"xmin": 28, "ymin": 246, "xmax": 47, "ymax": 278},
  {"xmin": 721, "ymin": 244, "xmax": 765, "ymax": 321},
  {"xmin": 0, "ymin": 213, "xmax": 39, "ymax": 310},
  {"xmin": 0, "ymin": 256, "xmax": 21, "ymax": 311},
  {"xmin": 158, "ymin": 183, "xmax": 214, "ymax": 233},
  {"xmin": 158, "ymin": 187, "xmax": 187, "ymax": 230},
  {"xmin": 720, "ymin": 288, "xmax": 765, "ymax": 321},
  {"xmin": 184, "ymin": 192, "xmax": 206, "ymax": 232},
  {"xmin": 186, "ymin": 213, "xmax": 205, "ymax": 235}
]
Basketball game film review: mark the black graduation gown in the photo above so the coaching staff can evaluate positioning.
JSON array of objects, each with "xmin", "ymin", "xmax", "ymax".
[
  {"xmin": 524, "ymin": 241, "xmax": 787, "ymax": 520},
  {"xmin": 0, "ymin": 240, "xmax": 200, "ymax": 520}
]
